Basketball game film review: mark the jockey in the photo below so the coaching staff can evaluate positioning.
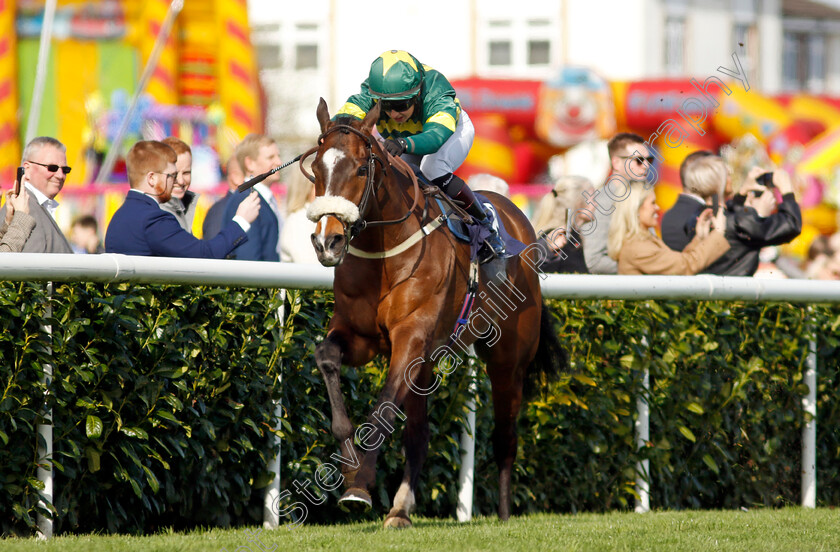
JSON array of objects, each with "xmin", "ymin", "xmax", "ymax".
[{"xmin": 336, "ymin": 49, "xmax": 506, "ymax": 262}]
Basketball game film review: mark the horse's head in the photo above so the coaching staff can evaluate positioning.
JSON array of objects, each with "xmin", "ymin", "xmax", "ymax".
[{"xmin": 307, "ymin": 98, "xmax": 384, "ymax": 266}]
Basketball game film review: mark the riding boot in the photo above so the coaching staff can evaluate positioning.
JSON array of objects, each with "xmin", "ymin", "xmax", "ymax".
[{"xmin": 432, "ymin": 173, "xmax": 506, "ymax": 262}]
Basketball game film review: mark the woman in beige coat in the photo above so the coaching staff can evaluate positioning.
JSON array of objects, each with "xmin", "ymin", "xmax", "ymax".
[{"xmin": 608, "ymin": 181, "xmax": 729, "ymax": 275}]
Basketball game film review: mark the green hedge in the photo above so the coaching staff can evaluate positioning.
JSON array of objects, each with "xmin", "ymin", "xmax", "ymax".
[{"xmin": 1, "ymin": 281, "xmax": 839, "ymax": 535}]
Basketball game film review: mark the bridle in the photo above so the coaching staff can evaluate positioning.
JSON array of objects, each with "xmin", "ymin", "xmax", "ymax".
[{"xmin": 300, "ymin": 123, "xmax": 422, "ymax": 243}]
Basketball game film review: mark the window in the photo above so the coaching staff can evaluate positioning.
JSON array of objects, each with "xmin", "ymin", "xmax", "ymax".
[
  {"xmin": 664, "ymin": 16, "xmax": 685, "ymax": 76},
  {"xmin": 489, "ymin": 41, "xmax": 512, "ymax": 66},
  {"xmin": 257, "ymin": 44, "xmax": 282, "ymax": 70},
  {"xmin": 808, "ymin": 34, "xmax": 826, "ymax": 92},
  {"xmin": 295, "ymin": 44, "xmax": 318, "ymax": 70},
  {"xmin": 782, "ymin": 32, "xmax": 803, "ymax": 89},
  {"xmin": 476, "ymin": 14, "xmax": 559, "ymax": 76},
  {"xmin": 252, "ymin": 23, "xmax": 282, "ymax": 70},
  {"xmin": 783, "ymin": 31, "xmax": 827, "ymax": 92},
  {"xmin": 528, "ymin": 40, "xmax": 550, "ymax": 65}
]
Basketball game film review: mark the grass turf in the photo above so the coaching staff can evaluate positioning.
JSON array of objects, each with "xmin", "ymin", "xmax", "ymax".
[{"xmin": 1, "ymin": 508, "xmax": 838, "ymax": 551}]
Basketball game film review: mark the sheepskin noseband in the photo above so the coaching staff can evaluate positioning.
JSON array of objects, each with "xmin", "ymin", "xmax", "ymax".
[{"xmin": 307, "ymin": 195, "xmax": 361, "ymax": 224}]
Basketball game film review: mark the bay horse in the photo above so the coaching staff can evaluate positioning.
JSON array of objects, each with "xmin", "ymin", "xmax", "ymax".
[{"xmin": 304, "ymin": 98, "xmax": 563, "ymax": 528}]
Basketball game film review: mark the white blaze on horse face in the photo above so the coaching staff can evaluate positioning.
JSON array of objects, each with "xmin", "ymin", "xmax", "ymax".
[{"xmin": 321, "ymin": 148, "xmax": 345, "ymax": 196}]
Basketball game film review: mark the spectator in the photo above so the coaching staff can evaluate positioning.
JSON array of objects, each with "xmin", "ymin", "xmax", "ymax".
[
  {"xmin": 467, "ymin": 173, "xmax": 510, "ymax": 198},
  {"xmin": 279, "ymin": 168, "xmax": 319, "ymax": 263},
  {"xmin": 159, "ymin": 137, "xmax": 198, "ymax": 233},
  {"xmin": 0, "ymin": 136, "xmax": 73, "ymax": 253},
  {"xmin": 530, "ymin": 175, "xmax": 592, "ymax": 274},
  {"xmin": 703, "ymin": 167, "xmax": 802, "ymax": 276},
  {"xmin": 105, "ymin": 141, "xmax": 260, "ymax": 258},
  {"xmin": 203, "ymin": 155, "xmax": 244, "ymax": 240},
  {"xmin": 805, "ymin": 235, "xmax": 840, "ymax": 280},
  {"xmin": 828, "ymin": 231, "xmax": 840, "ymax": 255},
  {"xmin": 222, "ymin": 134, "xmax": 284, "ymax": 261},
  {"xmin": 0, "ymin": 187, "xmax": 36, "ymax": 252},
  {"xmin": 583, "ymin": 132, "xmax": 653, "ymax": 274},
  {"xmin": 608, "ymin": 181, "xmax": 729, "ymax": 275},
  {"xmin": 661, "ymin": 150, "xmax": 722, "ymax": 251},
  {"xmin": 70, "ymin": 215, "xmax": 104, "ymax": 254}
]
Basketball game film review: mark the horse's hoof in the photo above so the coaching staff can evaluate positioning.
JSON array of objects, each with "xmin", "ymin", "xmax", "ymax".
[
  {"xmin": 338, "ymin": 488, "xmax": 372, "ymax": 512},
  {"xmin": 383, "ymin": 512, "xmax": 412, "ymax": 529}
]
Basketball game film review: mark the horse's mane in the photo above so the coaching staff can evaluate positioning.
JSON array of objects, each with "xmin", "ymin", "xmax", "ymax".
[{"xmin": 333, "ymin": 115, "xmax": 359, "ymax": 127}]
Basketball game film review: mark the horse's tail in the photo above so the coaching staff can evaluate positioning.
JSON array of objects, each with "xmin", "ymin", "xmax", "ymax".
[{"xmin": 523, "ymin": 300, "xmax": 568, "ymax": 399}]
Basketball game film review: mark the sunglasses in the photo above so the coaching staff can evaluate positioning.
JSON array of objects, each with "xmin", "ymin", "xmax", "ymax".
[
  {"xmin": 380, "ymin": 98, "xmax": 414, "ymax": 113},
  {"xmin": 154, "ymin": 171, "xmax": 178, "ymax": 182},
  {"xmin": 27, "ymin": 160, "xmax": 72, "ymax": 174},
  {"xmin": 619, "ymin": 155, "xmax": 655, "ymax": 165}
]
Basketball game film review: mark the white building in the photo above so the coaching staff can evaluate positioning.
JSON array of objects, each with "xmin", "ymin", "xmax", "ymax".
[{"xmin": 247, "ymin": 0, "xmax": 840, "ymax": 151}]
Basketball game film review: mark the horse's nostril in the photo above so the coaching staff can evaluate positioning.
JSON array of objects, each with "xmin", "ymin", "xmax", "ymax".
[
  {"xmin": 311, "ymin": 234, "xmax": 324, "ymax": 253},
  {"xmin": 326, "ymin": 234, "xmax": 346, "ymax": 253}
]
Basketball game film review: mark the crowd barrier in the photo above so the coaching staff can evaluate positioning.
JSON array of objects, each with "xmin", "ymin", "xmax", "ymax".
[{"xmin": 2, "ymin": 254, "xmax": 840, "ymax": 537}]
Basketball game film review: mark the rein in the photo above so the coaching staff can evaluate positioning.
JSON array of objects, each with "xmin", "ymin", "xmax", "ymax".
[{"xmin": 300, "ymin": 123, "xmax": 425, "ymax": 245}]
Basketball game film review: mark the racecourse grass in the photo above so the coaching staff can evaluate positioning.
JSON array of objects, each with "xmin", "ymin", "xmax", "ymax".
[{"xmin": 1, "ymin": 508, "xmax": 838, "ymax": 551}]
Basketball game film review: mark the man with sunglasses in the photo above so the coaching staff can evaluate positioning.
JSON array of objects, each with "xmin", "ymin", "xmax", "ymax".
[
  {"xmin": 582, "ymin": 133, "xmax": 654, "ymax": 274},
  {"xmin": 105, "ymin": 141, "xmax": 261, "ymax": 258},
  {"xmin": 0, "ymin": 136, "xmax": 74, "ymax": 253},
  {"xmin": 336, "ymin": 49, "xmax": 505, "ymax": 263}
]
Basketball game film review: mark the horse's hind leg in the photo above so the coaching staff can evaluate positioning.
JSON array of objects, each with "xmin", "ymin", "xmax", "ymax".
[
  {"xmin": 384, "ymin": 390, "xmax": 429, "ymax": 529},
  {"xmin": 488, "ymin": 379, "xmax": 522, "ymax": 521}
]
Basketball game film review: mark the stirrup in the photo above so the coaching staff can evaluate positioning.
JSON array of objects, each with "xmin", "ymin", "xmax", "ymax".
[{"xmin": 478, "ymin": 226, "xmax": 506, "ymax": 264}]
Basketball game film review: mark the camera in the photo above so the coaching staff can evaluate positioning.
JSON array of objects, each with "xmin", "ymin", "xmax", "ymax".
[
  {"xmin": 756, "ymin": 172, "xmax": 774, "ymax": 188},
  {"xmin": 14, "ymin": 166, "xmax": 24, "ymax": 195}
]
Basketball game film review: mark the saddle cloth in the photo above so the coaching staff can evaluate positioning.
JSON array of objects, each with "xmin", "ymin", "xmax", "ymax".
[
  {"xmin": 404, "ymin": 164, "xmax": 526, "ymax": 261},
  {"xmin": 435, "ymin": 192, "xmax": 527, "ymax": 260}
]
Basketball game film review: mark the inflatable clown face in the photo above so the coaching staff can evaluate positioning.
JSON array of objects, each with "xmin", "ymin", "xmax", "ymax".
[{"xmin": 536, "ymin": 67, "xmax": 615, "ymax": 148}]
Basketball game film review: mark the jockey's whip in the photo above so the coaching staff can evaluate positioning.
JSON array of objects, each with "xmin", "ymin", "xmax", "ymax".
[{"xmin": 236, "ymin": 154, "xmax": 303, "ymax": 193}]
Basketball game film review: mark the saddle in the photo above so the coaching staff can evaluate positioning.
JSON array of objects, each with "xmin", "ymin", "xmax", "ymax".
[{"xmin": 407, "ymin": 165, "xmax": 526, "ymax": 261}]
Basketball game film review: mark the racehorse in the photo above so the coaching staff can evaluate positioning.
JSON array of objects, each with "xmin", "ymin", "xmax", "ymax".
[{"xmin": 303, "ymin": 98, "xmax": 564, "ymax": 528}]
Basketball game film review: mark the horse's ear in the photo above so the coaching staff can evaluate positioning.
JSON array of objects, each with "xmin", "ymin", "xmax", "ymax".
[
  {"xmin": 361, "ymin": 101, "xmax": 381, "ymax": 133},
  {"xmin": 317, "ymin": 98, "xmax": 330, "ymax": 132}
]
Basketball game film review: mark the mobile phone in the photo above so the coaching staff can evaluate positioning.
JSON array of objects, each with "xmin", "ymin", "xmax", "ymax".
[
  {"xmin": 564, "ymin": 208, "xmax": 573, "ymax": 230},
  {"xmin": 711, "ymin": 194, "xmax": 719, "ymax": 216},
  {"xmin": 14, "ymin": 166, "xmax": 24, "ymax": 195}
]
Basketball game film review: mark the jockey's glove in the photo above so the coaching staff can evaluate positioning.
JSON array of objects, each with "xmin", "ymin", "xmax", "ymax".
[{"xmin": 383, "ymin": 138, "xmax": 408, "ymax": 157}]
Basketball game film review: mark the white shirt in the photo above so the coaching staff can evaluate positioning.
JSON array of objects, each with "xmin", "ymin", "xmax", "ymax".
[
  {"xmin": 25, "ymin": 182, "xmax": 59, "ymax": 220},
  {"xmin": 253, "ymin": 182, "xmax": 284, "ymax": 257},
  {"xmin": 682, "ymin": 192, "xmax": 708, "ymax": 205}
]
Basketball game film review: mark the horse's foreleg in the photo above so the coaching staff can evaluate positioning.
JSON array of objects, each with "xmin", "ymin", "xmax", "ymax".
[
  {"xmin": 345, "ymin": 334, "xmax": 431, "ymax": 522},
  {"xmin": 314, "ymin": 332, "xmax": 361, "ymax": 484},
  {"xmin": 383, "ymin": 390, "xmax": 429, "ymax": 529}
]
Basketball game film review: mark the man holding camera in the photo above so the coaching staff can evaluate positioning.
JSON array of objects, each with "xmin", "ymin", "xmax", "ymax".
[
  {"xmin": 703, "ymin": 167, "xmax": 801, "ymax": 276},
  {"xmin": 0, "ymin": 136, "xmax": 74, "ymax": 253}
]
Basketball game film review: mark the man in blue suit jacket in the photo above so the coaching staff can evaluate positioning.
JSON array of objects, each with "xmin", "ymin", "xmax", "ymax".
[
  {"xmin": 222, "ymin": 134, "xmax": 284, "ymax": 261},
  {"xmin": 202, "ymin": 157, "xmax": 242, "ymax": 239},
  {"xmin": 105, "ymin": 141, "xmax": 261, "ymax": 258},
  {"xmin": 661, "ymin": 151, "xmax": 718, "ymax": 252}
]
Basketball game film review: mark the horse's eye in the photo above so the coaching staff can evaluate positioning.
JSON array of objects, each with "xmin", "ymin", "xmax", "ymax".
[{"xmin": 357, "ymin": 166, "xmax": 368, "ymax": 177}]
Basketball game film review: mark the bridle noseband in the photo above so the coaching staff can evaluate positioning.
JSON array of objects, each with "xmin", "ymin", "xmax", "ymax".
[{"xmin": 301, "ymin": 123, "xmax": 422, "ymax": 244}]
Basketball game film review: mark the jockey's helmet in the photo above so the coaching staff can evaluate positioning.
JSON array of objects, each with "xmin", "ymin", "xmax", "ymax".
[{"xmin": 367, "ymin": 50, "xmax": 423, "ymax": 100}]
